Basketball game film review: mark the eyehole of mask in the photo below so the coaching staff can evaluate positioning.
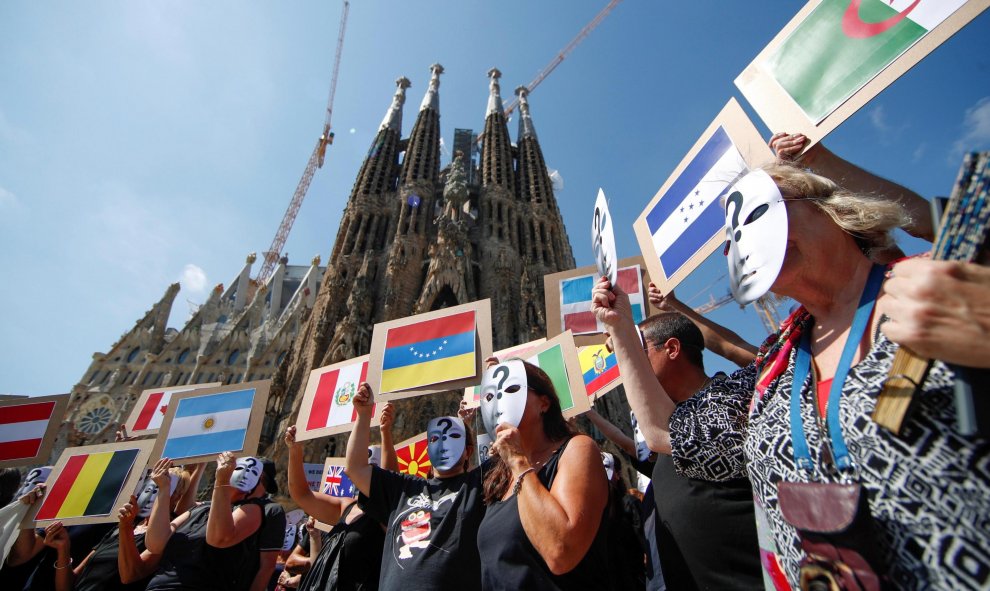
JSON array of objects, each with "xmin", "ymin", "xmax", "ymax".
[
  {"xmin": 485, "ymin": 392, "xmax": 494, "ymax": 402},
  {"xmin": 448, "ymin": 433, "xmax": 462, "ymax": 439},
  {"xmin": 504, "ymin": 385, "xmax": 521, "ymax": 393},
  {"xmin": 744, "ymin": 204, "xmax": 769, "ymax": 225}
]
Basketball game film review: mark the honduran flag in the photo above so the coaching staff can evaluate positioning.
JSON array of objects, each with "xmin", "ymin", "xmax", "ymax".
[
  {"xmin": 0, "ymin": 400, "xmax": 57, "ymax": 462},
  {"xmin": 161, "ymin": 389, "xmax": 256, "ymax": 460},
  {"xmin": 645, "ymin": 126, "xmax": 746, "ymax": 280},
  {"xmin": 578, "ymin": 344, "xmax": 620, "ymax": 398},
  {"xmin": 395, "ymin": 434, "xmax": 431, "ymax": 479},
  {"xmin": 36, "ymin": 448, "xmax": 140, "ymax": 520},
  {"xmin": 380, "ymin": 310, "xmax": 477, "ymax": 393},
  {"xmin": 306, "ymin": 360, "xmax": 369, "ymax": 432},
  {"xmin": 526, "ymin": 345, "xmax": 576, "ymax": 414},
  {"xmin": 322, "ymin": 465, "xmax": 355, "ymax": 498},
  {"xmin": 560, "ymin": 265, "xmax": 645, "ymax": 335}
]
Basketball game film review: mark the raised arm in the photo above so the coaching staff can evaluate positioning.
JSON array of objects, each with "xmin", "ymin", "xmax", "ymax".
[
  {"xmin": 173, "ymin": 462, "xmax": 206, "ymax": 516},
  {"xmin": 6, "ymin": 485, "xmax": 46, "ymax": 567},
  {"xmin": 205, "ymin": 452, "xmax": 262, "ymax": 548},
  {"xmin": 144, "ymin": 458, "xmax": 183, "ymax": 554},
  {"xmin": 344, "ymin": 383, "xmax": 375, "ymax": 495},
  {"xmin": 379, "ymin": 402, "xmax": 399, "ymax": 473},
  {"xmin": 584, "ymin": 409, "xmax": 636, "ymax": 458},
  {"xmin": 496, "ymin": 432, "xmax": 608, "ymax": 574},
  {"xmin": 42, "ymin": 521, "xmax": 73, "ymax": 591},
  {"xmin": 648, "ymin": 284, "xmax": 756, "ymax": 367},
  {"xmin": 593, "ymin": 277, "xmax": 676, "ymax": 454},
  {"xmin": 285, "ymin": 425, "xmax": 347, "ymax": 525},
  {"xmin": 117, "ymin": 497, "xmax": 161, "ymax": 583}
]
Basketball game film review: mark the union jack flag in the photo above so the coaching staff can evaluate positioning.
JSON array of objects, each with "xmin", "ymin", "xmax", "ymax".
[{"xmin": 322, "ymin": 465, "xmax": 355, "ymax": 498}]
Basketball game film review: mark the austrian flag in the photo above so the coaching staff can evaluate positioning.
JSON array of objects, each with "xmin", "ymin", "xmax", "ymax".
[{"xmin": 0, "ymin": 400, "xmax": 58, "ymax": 463}]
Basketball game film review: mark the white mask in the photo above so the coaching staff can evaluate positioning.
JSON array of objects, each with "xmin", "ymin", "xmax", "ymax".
[
  {"xmin": 368, "ymin": 446, "xmax": 382, "ymax": 467},
  {"xmin": 15, "ymin": 466, "xmax": 52, "ymax": 499},
  {"xmin": 630, "ymin": 411, "xmax": 651, "ymax": 462},
  {"xmin": 602, "ymin": 452, "xmax": 616, "ymax": 481},
  {"xmin": 477, "ymin": 432, "xmax": 493, "ymax": 464},
  {"xmin": 480, "ymin": 360, "xmax": 528, "ymax": 438},
  {"xmin": 136, "ymin": 472, "xmax": 179, "ymax": 518},
  {"xmin": 724, "ymin": 169, "xmax": 788, "ymax": 305},
  {"xmin": 427, "ymin": 417, "xmax": 467, "ymax": 472},
  {"xmin": 230, "ymin": 457, "xmax": 263, "ymax": 493}
]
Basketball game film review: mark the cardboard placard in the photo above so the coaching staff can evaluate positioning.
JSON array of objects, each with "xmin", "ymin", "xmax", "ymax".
[
  {"xmin": 125, "ymin": 383, "xmax": 221, "ymax": 437},
  {"xmin": 735, "ymin": 0, "xmax": 989, "ymax": 149},
  {"xmin": 578, "ymin": 344, "xmax": 622, "ymax": 400},
  {"xmin": 294, "ymin": 356, "xmax": 381, "ymax": 441},
  {"xmin": 462, "ymin": 338, "xmax": 547, "ymax": 409},
  {"xmin": 148, "ymin": 380, "xmax": 271, "ymax": 464},
  {"xmin": 394, "ymin": 432, "xmax": 431, "ymax": 479},
  {"xmin": 0, "ymin": 394, "xmax": 70, "ymax": 469},
  {"xmin": 25, "ymin": 439, "xmax": 155, "ymax": 527},
  {"xmin": 368, "ymin": 300, "xmax": 494, "ymax": 402},
  {"xmin": 633, "ymin": 99, "xmax": 773, "ymax": 296},
  {"xmin": 544, "ymin": 255, "xmax": 658, "ymax": 347}
]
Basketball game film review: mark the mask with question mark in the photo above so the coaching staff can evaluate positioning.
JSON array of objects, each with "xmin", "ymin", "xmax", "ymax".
[
  {"xmin": 630, "ymin": 411, "xmax": 651, "ymax": 462},
  {"xmin": 15, "ymin": 466, "xmax": 52, "ymax": 499},
  {"xmin": 480, "ymin": 360, "xmax": 528, "ymax": 439},
  {"xmin": 426, "ymin": 416, "xmax": 467, "ymax": 472},
  {"xmin": 602, "ymin": 452, "xmax": 616, "ymax": 481},
  {"xmin": 724, "ymin": 169, "xmax": 788, "ymax": 305},
  {"xmin": 230, "ymin": 457, "xmax": 263, "ymax": 493},
  {"xmin": 135, "ymin": 471, "xmax": 179, "ymax": 518}
]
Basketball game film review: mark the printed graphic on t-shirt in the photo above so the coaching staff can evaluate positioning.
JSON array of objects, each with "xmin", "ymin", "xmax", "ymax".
[{"xmin": 391, "ymin": 489, "xmax": 459, "ymax": 563}]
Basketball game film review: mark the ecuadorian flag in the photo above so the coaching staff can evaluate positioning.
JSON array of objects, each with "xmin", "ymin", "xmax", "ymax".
[
  {"xmin": 381, "ymin": 310, "xmax": 477, "ymax": 392},
  {"xmin": 162, "ymin": 389, "xmax": 256, "ymax": 459},
  {"xmin": 36, "ymin": 448, "xmax": 140, "ymax": 520}
]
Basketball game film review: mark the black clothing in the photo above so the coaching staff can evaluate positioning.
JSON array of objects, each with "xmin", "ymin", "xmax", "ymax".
[
  {"xmin": 146, "ymin": 499, "xmax": 266, "ymax": 591},
  {"xmin": 0, "ymin": 523, "xmax": 114, "ymax": 591},
  {"xmin": 477, "ymin": 437, "xmax": 611, "ymax": 591},
  {"xmin": 651, "ymin": 454, "xmax": 762, "ymax": 590},
  {"xmin": 641, "ymin": 483, "xmax": 666, "ymax": 591},
  {"xmin": 74, "ymin": 527, "xmax": 151, "ymax": 591},
  {"xmin": 297, "ymin": 502, "xmax": 384, "ymax": 591},
  {"xmin": 609, "ymin": 488, "xmax": 646, "ymax": 590},
  {"xmin": 358, "ymin": 465, "xmax": 486, "ymax": 591}
]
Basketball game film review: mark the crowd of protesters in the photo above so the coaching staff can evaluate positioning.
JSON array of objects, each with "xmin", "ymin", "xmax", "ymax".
[{"xmin": 2, "ymin": 138, "xmax": 989, "ymax": 591}]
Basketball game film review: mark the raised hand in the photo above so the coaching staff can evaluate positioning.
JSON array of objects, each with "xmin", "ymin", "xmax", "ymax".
[
  {"xmin": 215, "ymin": 451, "xmax": 237, "ymax": 484},
  {"xmin": 19, "ymin": 483, "xmax": 45, "ymax": 505},
  {"xmin": 118, "ymin": 494, "xmax": 139, "ymax": 528},
  {"xmin": 484, "ymin": 356, "xmax": 500, "ymax": 369},
  {"xmin": 647, "ymin": 282, "xmax": 679, "ymax": 312},
  {"xmin": 115, "ymin": 423, "xmax": 134, "ymax": 442},
  {"xmin": 769, "ymin": 132, "xmax": 807, "ymax": 162},
  {"xmin": 379, "ymin": 402, "xmax": 394, "ymax": 432},
  {"xmin": 284, "ymin": 425, "xmax": 300, "ymax": 448},
  {"xmin": 458, "ymin": 399, "xmax": 476, "ymax": 423},
  {"xmin": 491, "ymin": 424, "xmax": 528, "ymax": 476},
  {"xmin": 353, "ymin": 383, "xmax": 375, "ymax": 418},
  {"xmin": 591, "ymin": 276, "xmax": 634, "ymax": 328},
  {"xmin": 42, "ymin": 521, "xmax": 69, "ymax": 552},
  {"xmin": 150, "ymin": 457, "xmax": 173, "ymax": 489}
]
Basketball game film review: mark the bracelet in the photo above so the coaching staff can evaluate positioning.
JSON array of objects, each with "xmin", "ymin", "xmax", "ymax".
[
  {"xmin": 53, "ymin": 557, "xmax": 73, "ymax": 570},
  {"xmin": 511, "ymin": 467, "xmax": 536, "ymax": 496}
]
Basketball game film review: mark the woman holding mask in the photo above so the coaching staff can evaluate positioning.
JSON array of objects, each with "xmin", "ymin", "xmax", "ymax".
[
  {"xmin": 345, "ymin": 383, "xmax": 485, "ymax": 591},
  {"xmin": 476, "ymin": 359, "xmax": 609, "ymax": 591}
]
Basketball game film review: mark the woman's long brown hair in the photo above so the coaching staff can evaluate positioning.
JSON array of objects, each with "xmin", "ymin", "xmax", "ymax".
[{"xmin": 482, "ymin": 361, "xmax": 573, "ymax": 504}]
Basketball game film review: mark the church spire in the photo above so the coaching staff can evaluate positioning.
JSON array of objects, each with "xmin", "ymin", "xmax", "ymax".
[
  {"xmin": 380, "ymin": 76, "xmax": 411, "ymax": 132},
  {"xmin": 420, "ymin": 63, "xmax": 443, "ymax": 112},
  {"xmin": 486, "ymin": 67, "xmax": 504, "ymax": 116},
  {"xmin": 400, "ymin": 63, "xmax": 443, "ymax": 186},
  {"xmin": 515, "ymin": 86, "xmax": 537, "ymax": 140},
  {"xmin": 350, "ymin": 77, "xmax": 408, "ymax": 199},
  {"xmin": 481, "ymin": 67, "xmax": 515, "ymax": 193}
]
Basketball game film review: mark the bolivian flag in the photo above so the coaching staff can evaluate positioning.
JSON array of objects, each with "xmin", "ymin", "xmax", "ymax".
[
  {"xmin": 36, "ymin": 448, "xmax": 140, "ymax": 520},
  {"xmin": 381, "ymin": 310, "xmax": 477, "ymax": 393}
]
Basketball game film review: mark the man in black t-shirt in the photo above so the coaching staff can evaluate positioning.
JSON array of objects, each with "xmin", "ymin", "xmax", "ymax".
[{"xmin": 239, "ymin": 458, "xmax": 286, "ymax": 591}]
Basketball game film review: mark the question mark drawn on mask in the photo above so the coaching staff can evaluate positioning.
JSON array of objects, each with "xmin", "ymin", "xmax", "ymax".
[
  {"xmin": 493, "ymin": 365, "xmax": 510, "ymax": 398},
  {"xmin": 438, "ymin": 417, "xmax": 453, "ymax": 435},
  {"xmin": 725, "ymin": 191, "xmax": 744, "ymax": 243}
]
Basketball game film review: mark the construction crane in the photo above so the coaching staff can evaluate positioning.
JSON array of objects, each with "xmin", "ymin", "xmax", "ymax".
[{"xmin": 256, "ymin": 1, "xmax": 350, "ymax": 284}]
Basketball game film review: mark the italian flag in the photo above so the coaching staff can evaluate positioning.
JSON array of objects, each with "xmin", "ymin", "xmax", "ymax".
[
  {"xmin": 526, "ymin": 345, "xmax": 576, "ymax": 413},
  {"xmin": 766, "ymin": 0, "xmax": 966, "ymax": 122}
]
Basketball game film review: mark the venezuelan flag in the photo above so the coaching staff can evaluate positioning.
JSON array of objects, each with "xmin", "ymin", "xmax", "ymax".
[
  {"xmin": 36, "ymin": 448, "xmax": 140, "ymax": 520},
  {"xmin": 381, "ymin": 310, "xmax": 477, "ymax": 392}
]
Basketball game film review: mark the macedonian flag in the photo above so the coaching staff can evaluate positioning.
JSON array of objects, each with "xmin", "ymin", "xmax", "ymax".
[{"xmin": 395, "ymin": 433, "xmax": 431, "ymax": 479}]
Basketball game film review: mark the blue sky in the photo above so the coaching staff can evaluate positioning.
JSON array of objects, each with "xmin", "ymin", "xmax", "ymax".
[{"xmin": 2, "ymin": 1, "xmax": 988, "ymax": 395}]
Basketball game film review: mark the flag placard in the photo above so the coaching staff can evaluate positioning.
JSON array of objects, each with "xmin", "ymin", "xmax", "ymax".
[
  {"xmin": 125, "ymin": 383, "xmax": 221, "ymax": 437},
  {"xmin": 462, "ymin": 338, "xmax": 546, "ymax": 409},
  {"xmin": 578, "ymin": 344, "xmax": 622, "ymax": 400},
  {"xmin": 295, "ymin": 356, "xmax": 381, "ymax": 441},
  {"xmin": 394, "ymin": 432, "xmax": 431, "ymax": 479},
  {"xmin": 149, "ymin": 381, "xmax": 270, "ymax": 464},
  {"xmin": 0, "ymin": 394, "xmax": 69, "ymax": 469},
  {"xmin": 735, "ymin": 0, "xmax": 989, "ymax": 148},
  {"xmin": 633, "ymin": 100, "xmax": 772, "ymax": 295},
  {"xmin": 25, "ymin": 439, "xmax": 154, "ymax": 526},
  {"xmin": 320, "ymin": 457, "xmax": 356, "ymax": 499},
  {"xmin": 368, "ymin": 300, "xmax": 494, "ymax": 402},
  {"xmin": 522, "ymin": 332, "xmax": 592, "ymax": 419},
  {"xmin": 544, "ymin": 256, "xmax": 655, "ymax": 347}
]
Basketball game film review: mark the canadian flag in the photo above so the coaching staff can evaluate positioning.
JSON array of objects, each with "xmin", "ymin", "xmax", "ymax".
[{"xmin": 131, "ymin": 385, "xmax": 213, "ymax": 433}]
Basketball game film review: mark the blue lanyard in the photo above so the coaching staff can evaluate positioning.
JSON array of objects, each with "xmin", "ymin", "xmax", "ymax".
[{"xmin": 790, "ymin": 264, "xmax": 886, "ymax": 475}]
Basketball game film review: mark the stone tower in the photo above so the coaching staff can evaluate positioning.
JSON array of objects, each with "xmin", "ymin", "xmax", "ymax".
[{"xmin": 263, "ymin": 65, "xmax": 575, "ymax": 466}]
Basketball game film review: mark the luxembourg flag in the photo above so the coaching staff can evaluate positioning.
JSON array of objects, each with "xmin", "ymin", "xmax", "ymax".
[
  {"xmin": 645, "ymin": 126, "xmax": 747, "ymax": 279},
  {"xmin": 560, "ymin": 265, "xmax": 645, "ymax": 335},
  {"xmin": 305, "ymin": 360, "xmax": 369, "ymax": 432},
  {"xmin": 0, "ymin": 400, "xmax": 57, "ymax": 461},
  {"xmin": 161, "ymin": 389, "xmax": 256, "ymax": 460}
]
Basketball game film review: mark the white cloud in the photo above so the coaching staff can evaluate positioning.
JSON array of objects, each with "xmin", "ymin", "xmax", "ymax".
[
  {"xmin": 912, "ymin": 143, "xmax": 927, "ymax": 163},
  {"xmin": 180, "ymin": 264, "xmax": 208, "ymax": 293},
  {"xmin": 953, "ymin": 96, "xmax": 990, "ymax": 154},
  {"xmin": 0, "ymin": 186, "xmax": 17, "ymax": 208},
  {"xmin": 868, "ymin": 105, "xmax": 890, "ymax": 133}
]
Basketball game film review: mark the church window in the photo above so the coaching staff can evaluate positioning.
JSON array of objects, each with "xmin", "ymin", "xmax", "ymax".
[
  {"xmin": 177, "ymin": 348, "xmax": 191, "ymax": 364},
  {"xmin": 217, "ymin": 314, "xmax": 228, "ymax": 324},
  {"xmin": 215, "ymin": 359, "xmax": 221, "ymax": 364},
  {"xmin": 247, "ymin": 373, "xmax": 254, "ymax": 382},
  {"xmin": 207, "ymin": 373, "xmax": 215, "ymax": 382},
  {"xmin": 88, "ymin": 371, "xmax": 100, "ymax": 384},
  {"xmin": 277, "ymin": 351, "xmax": 287, "ymax": 366},
  {"xmin": 155, "ymin": 372, "xmax": 164, "ymax": 386},
  {"xmin": 143, "ymin": 373, "xmax": 153, "ymax": 386},
  {"xmin": 176, "ymin": 372, "xmax": 185, "ymax": 384},
  {"xmin": 228, "ymin": 350, "xmax": 240, "ymax": 365}
]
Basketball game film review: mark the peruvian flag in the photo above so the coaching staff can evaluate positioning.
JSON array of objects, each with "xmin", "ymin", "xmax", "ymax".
[
  {"xmin": 0, "ymin": 400, "xmax": 56, "ymax": 461},
  {"xmin": 305, "ymin": 360, "xmax": 369, "ymax": 432}
]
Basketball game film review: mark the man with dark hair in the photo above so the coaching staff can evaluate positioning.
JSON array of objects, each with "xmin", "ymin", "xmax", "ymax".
[{"xmin": 249, "ymin": 458, "xmax": 287, "ymax": 591}]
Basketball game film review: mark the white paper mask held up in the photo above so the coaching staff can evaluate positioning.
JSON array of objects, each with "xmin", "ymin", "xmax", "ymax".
[
  {"xmin": 724, "ymin": 170, "xmax": 788, "ymax": 305},
  {"xmin": 592, "ymin": 188, "xmax": 618, "ymax": 286},
  {"xmin": 230, "ymin": 456, "xmax": 263, "ymax": 493},
  {"xmin": 426, "ymin": 416, "xmax": 467, "ymax": 473},
  {"xmin": 480, "ymin": 360, "xmax": 528, "ymax": 439},
  {"xmin": 630, "ymin": 411, "xmax": 651, "ymax": 462}
]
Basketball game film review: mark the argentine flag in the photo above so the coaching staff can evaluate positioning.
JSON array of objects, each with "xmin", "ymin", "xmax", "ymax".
[
  {"xmin": 645, "ymin": 127, "xmax": 747, "ymax": 278},
  {"xmin": 162, "ymin": 389, "xmax": 256, "ymax": 459}
]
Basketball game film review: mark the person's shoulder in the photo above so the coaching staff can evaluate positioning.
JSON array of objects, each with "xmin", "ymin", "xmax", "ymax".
[{"xmin": 559, "ymin": 434, "xmax": 602, "ymax": 462}]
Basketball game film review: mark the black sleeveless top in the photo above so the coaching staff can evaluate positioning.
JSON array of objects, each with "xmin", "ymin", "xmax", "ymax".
[
  {"xmin": 74, "ymin": 527, "xmax": 150, "ymax": 591},
  {"xmin": 146, "ymin": 498, "xmax": 267, "ymax": 591},
  {"xmin": 477, "ymin": 437, "xmax": 611, "ymax": 591},
  {"xmin": 298, "ymin": 502, "xmax": 384, "ymax": 591}
]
